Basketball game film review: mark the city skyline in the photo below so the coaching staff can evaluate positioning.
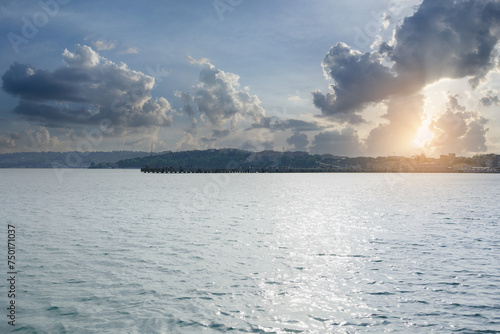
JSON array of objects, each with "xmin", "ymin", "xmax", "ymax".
[{"xmin": 1, "ymin": 0, "xmax": 499, "ymax": 157}]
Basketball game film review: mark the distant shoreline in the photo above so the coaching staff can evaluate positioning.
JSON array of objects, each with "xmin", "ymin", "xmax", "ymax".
[
  {"xmin": 1, "ymin": 149, "xmax": 499, "ymax": 172},
  {"xmin": 1, "ymin": 167, "xmax": 498, "ymax": 174}
]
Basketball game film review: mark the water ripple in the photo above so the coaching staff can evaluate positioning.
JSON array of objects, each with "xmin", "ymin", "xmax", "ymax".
[{"xmin": 0, "ymin": 171, "xmax": 499, "ymax": 333}]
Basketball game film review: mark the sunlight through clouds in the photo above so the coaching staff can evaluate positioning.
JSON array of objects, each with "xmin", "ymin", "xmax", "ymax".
[{"xmin": 0, "ymin": 0, "xmax": 499, "ymax": 156}]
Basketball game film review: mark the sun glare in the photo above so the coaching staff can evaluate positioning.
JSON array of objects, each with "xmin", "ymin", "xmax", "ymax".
[{"xmin": 413, "ymin": 118, "xmax": 434, "ymax": 148}]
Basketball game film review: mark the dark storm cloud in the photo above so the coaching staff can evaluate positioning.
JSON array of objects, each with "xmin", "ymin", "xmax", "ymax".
[
  {"xmin": 13, "ymin": 101, "xmax": 93, "ymax": 125},
  {"xmin": 2, "ymin": 63, "xmax": 88, "ymax": 102},
  {"xmin": 313, "ymin": 0, "xmax": 500, "ymax": 123},
  {"xmin": 312, "ymin": 43, "xmax": 396, "ymax": 124},
  {"xmin": 2, "ymin": 45, "xmax": 173, "ymax": 132},
  {"xmin": 388, "ymin": 0, "xmax": 500, "ymax": 88}
]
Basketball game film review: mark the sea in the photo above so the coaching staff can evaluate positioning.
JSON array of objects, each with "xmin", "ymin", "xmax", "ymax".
[{"xmin": 0, "ymin": 169, "xmax": 499, "ymax": 333}]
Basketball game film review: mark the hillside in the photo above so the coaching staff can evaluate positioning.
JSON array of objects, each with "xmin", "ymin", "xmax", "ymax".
[
  {"xmin": 115, "ymin": 149, "xmax": 345, "ymax": 169},
  {"xmin": 0, "ymin": 151, "xmax": 149, "ymax": 168}
]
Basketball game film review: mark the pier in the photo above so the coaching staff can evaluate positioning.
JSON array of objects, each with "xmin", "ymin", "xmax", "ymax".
[
  {"xmin": 140, "ymin": 166, "xmax": 500, "ymax": 174},
  {"xmin": 140, "ymin": 166, "xmax": 340, "ymax": 173}
]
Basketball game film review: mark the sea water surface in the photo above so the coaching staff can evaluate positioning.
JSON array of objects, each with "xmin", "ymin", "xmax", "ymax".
[{"xmin": 0, "ymin": 169, "xmax": 499, "ymax": 333}]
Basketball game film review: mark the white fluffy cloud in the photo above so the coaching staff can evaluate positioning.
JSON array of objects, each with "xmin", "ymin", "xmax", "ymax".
[
  {"xmin": 193, "ymin": 65, "xmax": 266, "ymax": 127},
  {"xmin": 176, "ymin": 60, "xmax": 267, "ymax": 149},
  {"xmin": 62, "ymin": 45, "xmax": 100, "ymax": 68}
]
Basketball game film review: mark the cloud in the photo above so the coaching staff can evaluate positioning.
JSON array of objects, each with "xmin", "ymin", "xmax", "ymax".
[
  {"xmin": 212, "ymin": 129, "xmax": 230, "ymax": 138},
  {"xmin": 92, "ymin": 40, "xmax": 116, "ymax": 51},
  {"xmin": 0, "ymin": 135, "xmax": 15, "ymax": 149},
  {"xmin": 122, "ymin": 127, "xmax": 167, "ymax": 152},
  {"xmin": 313, "ymin": 0, "xmax": 500, "ymax": 123},
  {"xmin": 381, "ymin": 13, "xmax": 391, "ymax": 30},
  {"xmin": 187, "ymin": 56, "xmax": 212, "ymax": 67},
  {"xmin": 462, "ymin": 118, "xmax": 489, "ymax": 152},
  {"xmin": 12, "ymin": 101, "xmax": 93, "ymax": 125},
  {"xmin": 287, "ymin": 132, "xmax": 309, "ymax": 151},
  {"xmin": 2, "ymin": 45, "xmax": 173, "ymax": 133},
  {"xmin": 429, "ymin": 95, "xmax": 489, "ymax": 154},
  {"xmin": 251, "ymin": 117, "xmax": 324, "ymax": 133},
  {"xmin": 176, "ymin": 60, "xmax": 268, "ymax": 149},
  {"xmin": 365, "ymin": 94, "xmax": 425, "ymax": 156},
  {"xmin": 288, "ymin": 92, "xmax": 306, "ymax": 104},
  {"xmin": 25, "ymin": 126, "xmax": 61, "ymax": 151},
  {"xmin": 62, "ymin": 46, "xmax": 100, "ymax": 68},
  {"xmin": 2, "ymin": 62, "xmax": 88, "ymax": 102},
  {"xmin": 195, "ymin": 68, "xmax": 259, "ymax": 125},
  {"xmin": 310, "ymin": 128, "xmax": 363, "ymax": 156},
  {"xmin": 387, "ymin": 0, "xmax": 500, "ymax": 88},
  {"xmin": 0, "ymin": 130, "xmax": 22, "ymax": 153},
  {"xmin": 175, "ymin": 132, "xmax": 201, "ymax": 151},
  {"xmin": 9, "ymin": 132, "xmax": 21, "ymax": 140},
  {"xmin": 246, "ymin": 116, "xmax": 323, "ymax": 153},
  {"xmin": 240, "ymin": 140, "xmax": 273, "ymax": 151},
  {"xmin": 174, "ymin": 90, "xmax": 197, "ymax": 133},
  {"xmin": 192, "ymin": 64, "xmax": 266, "ymax": 127},
  {"xmin": 480, "ymin": 90, "xmax": 500, "ymax": 106},
  {"xmin": 121, "ymin": 47, "xmax": 139, "ymax": 54},
  {"xmin": 312, "ymin": 43, "xmax": 396, "ymax": 124}
]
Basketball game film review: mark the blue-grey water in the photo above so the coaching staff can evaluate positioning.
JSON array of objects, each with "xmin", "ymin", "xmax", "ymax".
[{"xmin": 0, "ymin": 169, "xmax": 499, "ymax": 333}]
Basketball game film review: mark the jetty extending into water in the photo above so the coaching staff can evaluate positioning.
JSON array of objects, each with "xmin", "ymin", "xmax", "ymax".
[
  {"xmin": 140, "ymin": 165, "xmax": 500, "ymax": 174},
  {"xmin": 140, "ymin": 166, "xmax": 341, "ymax": 173}
]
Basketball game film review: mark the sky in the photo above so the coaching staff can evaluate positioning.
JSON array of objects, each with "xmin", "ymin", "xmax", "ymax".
[{"xmin": 0, "ymin": 0, "xmax": 499, "ymax": 157}]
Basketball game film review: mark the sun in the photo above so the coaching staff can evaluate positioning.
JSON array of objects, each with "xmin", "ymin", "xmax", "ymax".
[{"xmin": 413, "ymin": 117, "xmax": 434, "ymax": 148}]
